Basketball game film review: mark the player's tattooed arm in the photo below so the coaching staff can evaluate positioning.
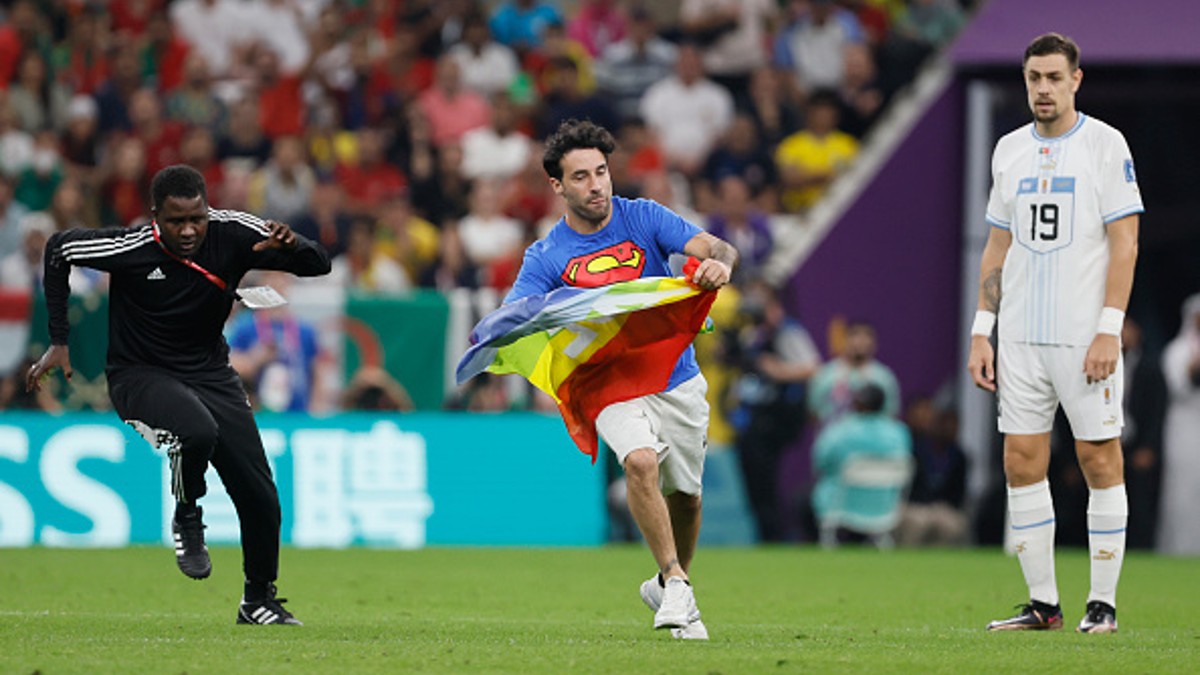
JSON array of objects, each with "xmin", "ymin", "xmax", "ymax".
[{"xmin": 982, "ymin": 268, "xmax": 1002, "ymax": 313}]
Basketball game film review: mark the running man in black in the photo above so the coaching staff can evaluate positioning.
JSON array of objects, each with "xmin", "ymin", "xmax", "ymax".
[{"xmin": 26, "ymin": 165, "xmax": 331, "ymax": 625}]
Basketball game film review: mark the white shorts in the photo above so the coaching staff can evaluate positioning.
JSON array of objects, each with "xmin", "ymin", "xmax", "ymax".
[
  {"xmin": 595, "ymin": 375, "xmax": 709, "ymax": 496},
  {"xmin": 997, "ymin": 341, "xmax": 1124, "ymax": 441}
]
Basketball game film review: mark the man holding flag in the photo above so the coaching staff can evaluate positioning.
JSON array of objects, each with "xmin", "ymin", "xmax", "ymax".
[{"xmin": 505, "ymin": 119, "xmax": 738, "ymax": 640}]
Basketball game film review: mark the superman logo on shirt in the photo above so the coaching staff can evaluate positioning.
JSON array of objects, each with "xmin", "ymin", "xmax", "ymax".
[{"xmin": 561, "ymin": 241, "xmax": 646, "ymax": 287}]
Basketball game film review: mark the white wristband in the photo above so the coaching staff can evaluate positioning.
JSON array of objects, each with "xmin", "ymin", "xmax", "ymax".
[
  {"xmin": 1096, "ymin": 307, "xmax": 1125, "ymax": 336},
  {"xmin": 971, "ymin": 310, "xmax": 996, "ymax": 337}
]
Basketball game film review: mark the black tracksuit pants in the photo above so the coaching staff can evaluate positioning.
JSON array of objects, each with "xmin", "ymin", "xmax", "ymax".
[{"xmin": 109, "ymin": 365, "xmax": 280, "ymax": 584}]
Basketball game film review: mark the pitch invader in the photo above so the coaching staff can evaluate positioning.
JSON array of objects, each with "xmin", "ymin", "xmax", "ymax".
[{"xmin": 968, "ymin": 33, "xmax": 1142, "ymax": 633}]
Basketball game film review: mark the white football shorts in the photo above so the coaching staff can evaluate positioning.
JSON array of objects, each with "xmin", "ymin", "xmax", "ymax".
[
  {"xmin": 595, "ymin": 374, "xmax": 709, "ymax": 496},
  {"xmin": 997, "ymin": 341, "xmax": 1124, "ymax": 441}
]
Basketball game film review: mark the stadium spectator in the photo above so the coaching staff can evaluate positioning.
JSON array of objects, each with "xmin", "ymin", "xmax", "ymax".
[
  {"xmin": 1120, "ymin": 316, "xmax": 1166, "ymax": 550},
  {"xmin": 7, "ymin": 51, "xmax": 70, "ymax": 133},
  {"xmin": 93, "ymin": 43, "xmax": 143, "ymax": 134},
  {"xmin": 896, "ymin": 400, "xmax": 970, "ymax": 546},
  {"xmin": 365, "ymin": 25, "xmax": 436, "ymax": 127},
  {"xmin": 140, "ymin": 9, "xmax": 191, "ymax": 93},
  {"xmin": 292, "ymin": 179, "xmax": 353, "ymax": 260},
  {"xmin": 27, "ymin": 165, "xmax": 330, "ymax": 625},
  {"xmin": 241, "ymin": 0, "xmax": 312, "ymax": 77},
  {"xmin": 446, "ymin": 13, "xmax": 520, "ymax": 98},
  {"xmin": 373, "ymin": 191, "xmax": 440, "ymax": 288},
  {"xmin": 248, "ymin": 136, "xmax": 317, "ymax": 225},
  {"xmin": 639, "ymin": 43, "xmax": 734, "ymax": 177},
  {"xmin": 1158, "ymin": 293, "xmax": 1200, "ymax": 556},
  {"xmin": 773, "ymin": 0, "xmax": 865, "ymax": 94},
  {"xmin": 531, "ymin": 21, "xmax": 599, "ymax": 99},
  {"xmin": 742, "ymin": 66, "xmax": 800, "ymax": 148},
  {"xmin": 488, "ymin": 0, "xmax": 563, "ymax": 51},
  {"xmin": 341, "ymin": 365, "xmax": 415, "ymax": 411},
  {"xmin": 217, "ymin": 97, "xmax": 272, "ymax": 168},
  {"xmin": 567, "ymin": 0, "xmax": 627, "ymax": 58},
  {"xmin": 228, "ymin": 272, "xmax": 331, "ymax": 413},
  {"xmin": 0, "ymin": 174, "xmax": 30, "ymax": 261},
  {"xmin": 14, "ymin": 130, "xmax": 64, "ymax": 212},
  {"xmin": 703, "ymin": 175, "xmax": 773, "ymax": 283},
  {"xmin": 409, "ymin": 135, "xmax": 471, "ymax": 228},
  {"xmin": 51, "ymin": 4, "xmax": 110, "ymax": 97},
  {"xmin": 811, "ymin": 383, "xmax": 912, "ymax": 542},
  {"xmin": 47, "ymin": 177, "xmax": 96, "ymax": 232},
  {"xmin": 776, "ymin": 89, "xmax": 859, "ymax": 213},
  {"xmin": 457, "ymin": 178, "xmax": 524, "ymax": 290},
  {"xmin": 0, "ymin": 1, "xmax": 44, "ymax": 90},
  {"xmin": 335, "ymin": 127, "xmax": 407, "ymax": 217},
  {"xmin": 808, "ymin": 319, "xmax": 901, "ymax": 425},
  {"xmin": 538, "ymin": 56, "xmax": 620, "ymax": 140},
  {"xmin": 177, "ymin": 126, "xmax": 224, "ymax": 204},
  {"xmin": 610, "ymin": 118, "xmax": 665, "ymax": 191},
  {"xmin": 418, "ymin": 55, "xmax": 491, "ymax": 149},
  {"xmin": 593, "ymin": 7, "xmax": 677, "ymax": 122},
  {"xmin": 699, "ymin": 114, "xmax": 780, "ymax": 211},
  {"xmin": 893, "ymin": 0, "xmax": 965, "ymax": 49},
  {"xmin": 837, "ymin": 43, "xmax": 885, "ymax": 138},
  {"xmin": 0, "ymin": 212, "xmax": 52, "ymax": 290},
  {"xmin": 59, "ymin": 95, "xmax": 101, "ymax": 181},
  {"xmin": 125, "ymin": 88, "xmax": 186, "ymax": 178},
  {"xmin": 460, "ymin": 93, "xmax": 533, "ymax": 182},
  {"xmin": 100, "ymin": 136, "xmax": 150, "ymax": 227},
  {"xmin": 169, "ymin": 0, "xmax": 249, "ymax": 79},
  {"xmin": 0, "ymin": 100, "xmax": 35, "ymax": 178},
  {"xmin": 251, "ymin": 45, "xmax": 308, "ymax": 141},
  {"xmin": 501, "ymin": 153, "xmax": 557, "ymax": 233},
  {"xmin": 725, "ymin": 280, "xmax": 821, "ymax": 542},
  {"xmin": 680, "ymin": 0, "xmax": 777, "ymax": 105},
  {"xmin": 841, "ymin": 0, "xmax": 892, "ymax": 47},
  {"xmin": 328, "ymin": 216, "xmax": 411, "ymax": 293},
  {"xmin": 164, "ymin": 54, "xmax": 226, "ymax": 129}
]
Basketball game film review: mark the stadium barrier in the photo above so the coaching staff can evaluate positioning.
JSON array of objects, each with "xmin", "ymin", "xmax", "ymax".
[{"xmin": 0, "ymin": 412, "xmax": 607, "ymax": 548}]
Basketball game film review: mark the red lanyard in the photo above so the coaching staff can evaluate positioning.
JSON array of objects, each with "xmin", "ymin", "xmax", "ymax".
[{"xmin": 152, "ymin": 222, "xmax": 228, "ymax": 291}]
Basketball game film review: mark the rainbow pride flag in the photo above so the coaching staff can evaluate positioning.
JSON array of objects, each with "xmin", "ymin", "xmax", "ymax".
[{"xmin": 456, "ymin": 275, "xmax": 718, "ymax": 461}]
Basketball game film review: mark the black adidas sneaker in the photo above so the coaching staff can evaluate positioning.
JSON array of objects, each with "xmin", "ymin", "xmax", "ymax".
[
  {"xmin": 237, "ymin": 584, "xmax": 303, "ymax": 625},
  {"xmin": 172, "ymin": 506, "xmax": 211, "ymax": 580}
]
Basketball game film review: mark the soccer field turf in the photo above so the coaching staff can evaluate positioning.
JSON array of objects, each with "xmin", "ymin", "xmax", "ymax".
[{"xmin": 2, "ymin": 546, "xmax": 1197, "ymax": 673}]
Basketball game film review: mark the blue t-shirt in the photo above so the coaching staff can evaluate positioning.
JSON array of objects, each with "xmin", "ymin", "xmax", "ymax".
[{"xmin": 506, "ymin": 196, "xmax": 703, "ymax": 391}]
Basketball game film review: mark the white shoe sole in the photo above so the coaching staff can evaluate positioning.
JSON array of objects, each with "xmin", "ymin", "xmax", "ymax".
[{"xmin": 671, "ymin": 619, "xmax": 709, "ymax": 640}]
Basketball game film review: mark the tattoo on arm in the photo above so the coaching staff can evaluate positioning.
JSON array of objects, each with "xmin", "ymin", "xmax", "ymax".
[
  {"xmin": 982, "ymin": 268, "xmax": 1002, "ymax": 313},
  {"xmin": 711, "ymin": 239, "xmax": 739, "ymax": 269}
]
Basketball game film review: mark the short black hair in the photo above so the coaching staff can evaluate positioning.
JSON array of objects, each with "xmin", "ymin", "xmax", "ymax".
[
  {"xmin": 1024, "ymin": 33, "xmax": 1080, "ymax": 70},
  {"xmin": 852, "ymin": 383, "xmax": 886, "ymax": 414},
  {"xmin": 151, "ymin": 164, "xmax": 208, "ymax": 211},
  {"xmin": 542, "ymin": 119, "xmax": 616, "ymax": 181}
]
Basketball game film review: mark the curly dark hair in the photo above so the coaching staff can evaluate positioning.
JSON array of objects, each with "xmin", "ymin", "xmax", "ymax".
[
  {"xmin": 150, "ymin": 164, "xmax": 208, "ymax": 212},
  {"xmin": 542, "ymin": 119, "xmax": 616, "ymax": 181}
]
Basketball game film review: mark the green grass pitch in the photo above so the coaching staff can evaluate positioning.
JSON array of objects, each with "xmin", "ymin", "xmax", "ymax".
[{"xmin": 2, "ymin": 546, "xmax": 1197, "ymax": 673}]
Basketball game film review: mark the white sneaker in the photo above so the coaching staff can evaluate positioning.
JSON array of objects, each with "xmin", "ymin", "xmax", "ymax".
[
  {"xmin": 640, "ymin": 574, "xmax": 702, "ymax": 622},
  {"xmin": 654, "ymin": 576, "xmax": 697, "ymax": 629},
  {"xmin": 671, "ymin": 618, "xmax": 709, "ymax": 640}
]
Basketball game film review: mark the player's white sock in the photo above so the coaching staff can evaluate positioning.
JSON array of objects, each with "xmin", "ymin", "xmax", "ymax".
[
  {"xmin": 1087, "ymin": 484, "xmax": 1127, "ymax": 608},
  {"xmin": 1008, "ymin": 480, "xmax": 1058, "ymax": 606}
]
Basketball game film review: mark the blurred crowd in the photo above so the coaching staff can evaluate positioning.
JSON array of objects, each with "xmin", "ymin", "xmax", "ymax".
[
  {"xmin": 0, "ymin": 0, "xmax": 971, "ymax": 303},
  {"xmin": 2, "ymin": 1, "xmax": 1195, "ymax": 555}
]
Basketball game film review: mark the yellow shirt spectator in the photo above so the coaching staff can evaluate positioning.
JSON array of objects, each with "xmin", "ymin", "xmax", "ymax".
[{"xmin": 775, "ymin": 91, "xmax": 859, "ymax": 212}]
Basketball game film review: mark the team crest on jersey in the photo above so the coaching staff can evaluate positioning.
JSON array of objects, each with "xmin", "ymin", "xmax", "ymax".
[
  {"xmin": 561, "ymin": 241, "xmax": 646, "ymax": 287},
  {"xmin": 1124, "ymin": 159, "xmax": 1136, "ymax": 183}
]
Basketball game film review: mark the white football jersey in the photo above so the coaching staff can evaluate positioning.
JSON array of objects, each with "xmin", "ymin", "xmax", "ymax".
[{"xmin": 985, "ymin": 113, "xmax": 1143, "ymax": 346}]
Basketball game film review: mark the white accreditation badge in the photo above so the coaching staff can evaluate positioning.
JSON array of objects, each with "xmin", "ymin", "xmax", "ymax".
[{"xmin": 237, "ymin": 285, "xmax": 289, "ymax": 309}]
